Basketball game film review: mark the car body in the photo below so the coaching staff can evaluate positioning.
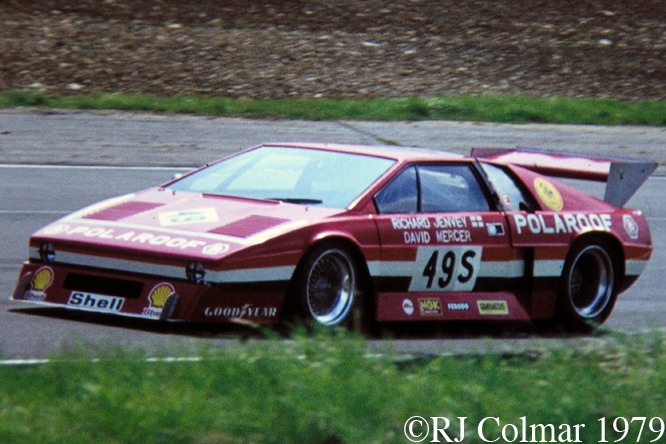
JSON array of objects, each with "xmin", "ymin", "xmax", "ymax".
[{"xmin": 12, "ymin": 143, "xmax": 656, "ymax": 331}]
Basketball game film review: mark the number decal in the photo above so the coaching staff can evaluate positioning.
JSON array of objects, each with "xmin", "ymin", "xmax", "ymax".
[
  {"xmin": 423, "ymin": 250, "xmax": 438, "ymax": 289},
  {"xmin": 438, "ymin": 251, "xmax": 456, "ymax": 288},
  {"xmin": 410, "ymin": 246, "xmax": 482, "ymax": 292},
  {"xmin": 158, "ymin": 207, "xmax": 219, "ymax": 227}
]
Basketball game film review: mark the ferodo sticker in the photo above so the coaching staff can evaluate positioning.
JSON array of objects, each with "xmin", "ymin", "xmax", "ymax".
[
  {"xmin": 534, "ymin": 177, "xmax": 564, "ymax": 211},
  {"xmin": 409, "ymin": 246, "xmax": 482, "ymax": 292},
  {"xmin": 477, "ymin": 300, "xmax": 509, "ymax": 315}
]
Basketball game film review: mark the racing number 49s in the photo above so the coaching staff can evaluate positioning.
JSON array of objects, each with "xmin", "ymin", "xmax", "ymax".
[{"xmin": 12, "ymin": 143, "xmax": 655, "ymax": 332}]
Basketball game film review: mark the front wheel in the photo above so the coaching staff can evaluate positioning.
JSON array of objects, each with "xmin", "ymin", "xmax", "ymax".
[
  {"xmin": 292, "ymin": 244, "xmax": 362, "ymax": 328},
  {"xmin": 557, "ymin": 242, "xmax": 619, "ymax": 332}
]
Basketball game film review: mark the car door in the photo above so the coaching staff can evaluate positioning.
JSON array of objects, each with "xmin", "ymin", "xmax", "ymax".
[
  {"xmin": 371, "ymin": 162, "xmax": 530, "ymax": 321},
  {"xmin": 479, "ymin": 162, "xmax": 574, "ymax": 319}
]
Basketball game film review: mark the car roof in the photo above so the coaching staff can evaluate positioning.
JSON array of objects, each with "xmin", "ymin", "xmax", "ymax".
[{"xmin": 259, "ymin": 142, "xmax": 464, "ymax": 162}]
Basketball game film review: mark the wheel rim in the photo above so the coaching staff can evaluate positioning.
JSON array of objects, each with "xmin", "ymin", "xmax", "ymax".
[
  {"xmin": 568, "ymin": 245, "xmax": 614, "ymax": 319},
  {"xmin": 306, "ymin": 249, "xmax": 356, "ymax": 326}
]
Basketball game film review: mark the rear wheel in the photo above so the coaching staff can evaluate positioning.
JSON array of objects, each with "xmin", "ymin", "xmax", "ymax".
[{"xmin": 558, "ymin": 242, "xmax": 618, "ymax": 332}]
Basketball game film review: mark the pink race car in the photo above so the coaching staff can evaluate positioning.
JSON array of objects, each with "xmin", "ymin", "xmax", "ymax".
[{"xmin": 13, "ymin": 143, "xmax": 655, "ymax": 331}]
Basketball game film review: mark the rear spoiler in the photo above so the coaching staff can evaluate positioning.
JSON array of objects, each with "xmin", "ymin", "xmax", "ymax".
[{"xmin": 471, "ymin": 148, "xmax": 658, "ymax": 208}]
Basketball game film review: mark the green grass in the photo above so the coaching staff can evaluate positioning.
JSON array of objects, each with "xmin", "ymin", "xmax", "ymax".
[
  {"xmin": 2, "ymin": 90, "xmax": 666, "ymax": 125},
  {"xmin": 1, "ymin": 330, "xmax": 666, "ymax": 444}
]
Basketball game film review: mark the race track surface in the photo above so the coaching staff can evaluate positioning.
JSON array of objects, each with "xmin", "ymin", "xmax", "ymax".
[{"xmin": 1, "ymin": 111, "xmax": 664, "ymax": 359}]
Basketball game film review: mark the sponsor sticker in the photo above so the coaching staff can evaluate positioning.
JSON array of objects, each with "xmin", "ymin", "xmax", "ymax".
[
  {"xmin": 447, "ymin": 302, "xmax": 470, "ymax": 311},
  {"xmin": 623, "ymin": 215, "xmax": 639, "ymax": 239},
  {"xmin": 513, "ymin": 213, "xmax": 611, "ymax": 235},
  {"xmin": 204, "ymin": 304, "xmax": 277, "ymax": 319},
  {"xmin": 142, "ymin": 282, "xmax": 175, "ymax": 319},
  {"xmin": 402, "ymin": 299, "xmax": 415, "ymax": 315},
  {"xmin": 418, "ymin": 298, "xmax": 442, "ymax": 316},
  {"xmin": 23, "ymin": 266, "xmax": 54, "ymax": 301},
  {"xmin": 534, "ymin": 177, "xmax": 564, "ymax": 211},
  {"xmin": 202, "ymin": 243, "xmax": 230, "ymax": 256},
  {"xmin": 67, "ymin": 292, "xmax": 125, "ymax": 313},
  {"xmin": 477, "ymin": 300, "xmax": 509, "ymax": 315},
  {"xmin": 486, "ymin": 223, "xmax": 505, "ymax": 236},
  {"xmin": 500, "ymin": 193, "xmax": 512, "ymax": 208},
  {"xmin": 158, "ymin": 207, "xmax": 219, "ymax": 226}
]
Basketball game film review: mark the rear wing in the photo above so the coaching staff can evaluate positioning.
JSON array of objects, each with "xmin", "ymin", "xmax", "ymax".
[{"xmin": 471, "ymin": 148, "xmax": 658, "ymax": 208}]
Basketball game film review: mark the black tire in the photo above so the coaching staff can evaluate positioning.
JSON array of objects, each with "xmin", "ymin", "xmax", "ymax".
[
  {"xmin": 557, "ymin": 241, "xmax": 619, "ymax": 332},
  {"xmin": 291, "ymin": 243, "xmax": 367, "ymax": 329}
]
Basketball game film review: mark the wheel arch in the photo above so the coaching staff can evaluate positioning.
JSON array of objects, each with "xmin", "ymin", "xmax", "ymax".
[
  {"xmin": 569, "ymin": 231, "xmax": 625, "ymax": 286},
  {"xmin": 296, "ymin": 233, "xmax": 375, "ymax": 297}
]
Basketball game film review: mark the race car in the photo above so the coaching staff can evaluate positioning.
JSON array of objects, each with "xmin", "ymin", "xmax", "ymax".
[{"xmin": 12, "ymin": 143, "xmax": 655, "ymax": 331}]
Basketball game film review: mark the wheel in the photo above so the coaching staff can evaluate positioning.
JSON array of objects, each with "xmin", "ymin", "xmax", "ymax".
[
  {"xmin": 292, "ymin": 243, "xmax": 363, "ymax": 328},
  {"xmin": 557, "ymin": 241, "xmax": 619, "ymax": 332}
]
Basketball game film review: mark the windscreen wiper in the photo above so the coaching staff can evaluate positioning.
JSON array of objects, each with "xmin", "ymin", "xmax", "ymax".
[{"xmin": 269, "ymin": 197, "xmax": 323, "ymax": 204}]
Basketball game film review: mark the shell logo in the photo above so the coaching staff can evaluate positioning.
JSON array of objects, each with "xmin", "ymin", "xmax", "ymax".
[
  {"xmin": 30, "ymin": 267, "xmax": 54, "ymax": 292},
  {"xmin": 534, "ymin": 177, "xmax": 564, "ymax": 211},
  {"xmin": 148, "ymin": 283, "xmax": 175, "ymax": 308}
]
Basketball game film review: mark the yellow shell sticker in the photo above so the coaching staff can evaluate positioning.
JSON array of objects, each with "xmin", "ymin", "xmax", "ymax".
[
  {"xmin": 31, "ymin": 267, "xmax": 54, "ymax": 291},
  {"xmin": 534, "ymin": 177, "xmax": 564, "ymax": 211},
  {"xmin": 148, "ymin": 283, "xmax": 175, "ymax": 308}
]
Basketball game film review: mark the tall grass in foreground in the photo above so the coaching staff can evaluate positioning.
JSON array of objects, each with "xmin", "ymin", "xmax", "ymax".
[
  {"xmin": 1, "ymin": 330, "xmax": 665, "ymax": 444},
  {"xmin": 2, "ymin": 90, "xmax": 666, "ymax": 125}
]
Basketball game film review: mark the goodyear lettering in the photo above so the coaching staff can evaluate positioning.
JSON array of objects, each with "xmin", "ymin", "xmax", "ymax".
[
  {"xmin": 391, "ymin": 217, "xmax": 431, "ymax": 230},
  {"xmin": 513, "ymin": 213, "xmax": 612, "ymax": 235},
  {"xmin": 433, "ymin": 216, "xmax": 467, "ymax": 229},
  {"xmin": 404, "ymin": 231, "xmax": 431, "ymax": 244},
  {"xmin": 204, "ymin": 305, "xmax": 278, "ymax": 318},
  {"xmin": 435, "ymin": 230, "xmax": 471, "ymax": 243}
]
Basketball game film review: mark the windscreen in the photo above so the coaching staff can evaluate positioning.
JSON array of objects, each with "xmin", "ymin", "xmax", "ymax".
[{"xmin": 167, "ymin": 146, "xmax": 396, "ymax": 209}]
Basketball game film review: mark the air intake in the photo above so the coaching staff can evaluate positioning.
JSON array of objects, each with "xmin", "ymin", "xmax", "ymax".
[
  {"xmin": 83, "ymin": 201, "xmax": 164, "ymax": 221},
  {"xmin": 208, "ymin": 215, "xmax": 289, "ymax": 238}
]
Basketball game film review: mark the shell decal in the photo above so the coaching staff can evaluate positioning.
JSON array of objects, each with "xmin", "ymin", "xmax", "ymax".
[
  {"xmin": 148, "ymin": 283, "xmax": 175, "ymax": 309},
  {"xmin": 22, "ymin": 266, "xmax": 54, "ymax": 301},
  {"xmin": 534, "ymin": 177, "xmax": 564, "ymax": 211},
  {"xmin": 31, "ymin": 267, "xmax": 54, "ymax": 292}
]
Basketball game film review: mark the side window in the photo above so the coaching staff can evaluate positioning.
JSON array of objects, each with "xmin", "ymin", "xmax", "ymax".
[
  {"xmin": 480, "ymin": 162, "xmax": 534, "ymax": 212},
  {"xmin": 374, "ymin": 166, "xmax": 418, "ymax": 214},
  {"xmin": 419, "ymin": 165, "xmax": 490, "ymax": 213}
]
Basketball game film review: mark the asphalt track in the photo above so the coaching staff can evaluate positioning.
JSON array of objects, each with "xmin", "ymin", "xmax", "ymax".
[{"xmin": 0, "ymin": 110, "xmax": 665, "ymax": 360}]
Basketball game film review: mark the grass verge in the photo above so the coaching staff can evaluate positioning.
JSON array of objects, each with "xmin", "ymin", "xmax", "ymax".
[
  {"xmin": 1, "ymin": 330, "xmax": 666, "ymax": 444},
  {"xmin": 2, "ymin": 91, "xmax": 666, "ymax": 125}
]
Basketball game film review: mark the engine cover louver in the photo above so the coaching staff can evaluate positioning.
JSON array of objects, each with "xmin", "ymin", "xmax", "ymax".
[
  {"xmin": 208, "ymin": 215, "xmax": 289, "ymax": 238},
  {"xmin": 82, "ymin": 201, "xmax": 164, "ymax": 221}
]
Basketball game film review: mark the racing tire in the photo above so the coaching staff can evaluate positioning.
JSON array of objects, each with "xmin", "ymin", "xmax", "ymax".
[
  {"xmin": 291, "ymin": 243, "xmax": 368, "ymax": 330},
  {"xmin": 557, "ymin": 241, "xmax": 619, "ymax": 332}
]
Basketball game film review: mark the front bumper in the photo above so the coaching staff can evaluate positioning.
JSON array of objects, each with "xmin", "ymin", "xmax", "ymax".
[{"xmin": 12, "ymin": 262, "xmax": 285, "ymax": 324}]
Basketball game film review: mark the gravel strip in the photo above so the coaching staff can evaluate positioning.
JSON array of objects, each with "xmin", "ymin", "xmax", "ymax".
[{"xmin": 1, "ymin": 0, "xmax": 665, "ymax": 99}]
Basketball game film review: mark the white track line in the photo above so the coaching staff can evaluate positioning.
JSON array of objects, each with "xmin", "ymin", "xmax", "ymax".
[
  {"xmin": 0, "ymin": 164, "xmax": 192, "ymax": 171},
  {"xmin": 0, "ymin": 356, "xmax": 204, "ymax": 366}
]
